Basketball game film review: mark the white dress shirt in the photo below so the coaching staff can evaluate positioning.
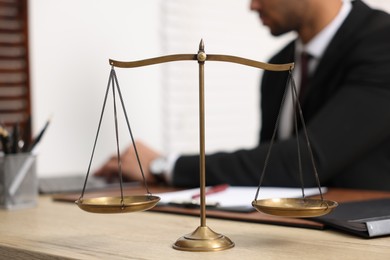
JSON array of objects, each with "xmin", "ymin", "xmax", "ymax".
[{"xmin": 278, "ymin": 0, "xmax": 352, "ymax": 139}]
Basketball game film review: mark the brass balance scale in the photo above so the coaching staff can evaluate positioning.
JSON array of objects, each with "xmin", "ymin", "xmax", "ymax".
[{"xmin": 75, "ymin": 40, "xmax": 338, "ymax": 252}]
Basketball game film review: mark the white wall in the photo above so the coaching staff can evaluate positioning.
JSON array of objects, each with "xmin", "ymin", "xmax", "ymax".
[
  {"xmin": 29, "ymin": 0, "xmax": 390, "ymax": 177},
  {"xmin": 29, "ymin": 0, "xmax": 166, "ymax": 176},
  {"xmin": 159, "ymin": 1, "xmax": 294, "ymax": 155}
]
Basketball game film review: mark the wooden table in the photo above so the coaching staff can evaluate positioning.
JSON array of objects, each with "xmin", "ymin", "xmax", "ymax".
[{"xmin": 1, "ymin": 195, "xmax": 390, "ymax": 259}]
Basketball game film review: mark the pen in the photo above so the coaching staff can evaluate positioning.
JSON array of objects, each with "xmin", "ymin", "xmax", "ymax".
[
  {"xmin": 11, "ymin": 123, "xmax": 20, "ymax": 154},
  {"xmin": 28, "ymin": 117, "xmax": 51, "ymax": 153},
  {"xmin": 0, "ymin": 126, "xmax": 10, "ymax": 154},
  {"xmin": 191, "ymin": 184, "xmax": 229, "ymax": 199}
]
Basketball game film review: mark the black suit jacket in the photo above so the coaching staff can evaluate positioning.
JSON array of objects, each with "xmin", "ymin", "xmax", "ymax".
[{"xmin": 173, "ymin": 0, "xmax": 390, "ymax": 190}]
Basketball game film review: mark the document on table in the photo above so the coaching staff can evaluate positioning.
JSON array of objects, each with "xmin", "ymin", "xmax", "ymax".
[{"xmin": 156, "ymin": 186, "xmax": 327, "ymax": 211}]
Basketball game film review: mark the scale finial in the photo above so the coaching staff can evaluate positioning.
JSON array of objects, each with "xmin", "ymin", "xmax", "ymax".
[
  {"xmin": 197, "ymin": 39, "xmax": 207, "ymax": 62},
  {"xmin": 199, "ymin": 39, "xmax": 204, "ymax": 51}
]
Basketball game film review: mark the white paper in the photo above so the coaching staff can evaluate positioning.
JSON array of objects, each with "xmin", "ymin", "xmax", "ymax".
[{"xmin": 156, "ymin": 186, "xmax": 327, "ymax": 208}]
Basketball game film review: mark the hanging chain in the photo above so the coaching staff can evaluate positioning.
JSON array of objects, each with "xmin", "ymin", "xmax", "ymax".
[
  {"xmin": 111, "ymin": 68, "xmax": 125, "ymax": 205},
  {"xmin": 254, "ymin": 71, "xmax": 292, "ymax": 201},
  {"xmin": 254, "ymin": 69, "xmax": 323, "ymax": 201},
  {"xmin": 290, "ymin": 73, "xmax": 324, "ymax": 201},
  {"xmin": 79, "ymin": 67, "xmax": 152, "ymax": 203},
  {"xmin": 79, "ymin": 68, "xmax": 115, "ymax": 200},
  {"xmin": 111, "ymin": 69, "xmax": 152, "ymax": 197},
  {"xmin": 290, "ymin": 73, "xmax": 306, "ymax": 199}
]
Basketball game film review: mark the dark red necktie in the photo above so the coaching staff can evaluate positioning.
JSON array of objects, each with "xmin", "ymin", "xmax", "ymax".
[{"xmin": 299, "ymin": 52, "xmax": 311, "ymax": 102}]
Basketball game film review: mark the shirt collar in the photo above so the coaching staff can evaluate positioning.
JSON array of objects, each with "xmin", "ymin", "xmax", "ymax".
[{"xmin": 296, "ymin": 0, "xmax": 352, "ymax": 59}]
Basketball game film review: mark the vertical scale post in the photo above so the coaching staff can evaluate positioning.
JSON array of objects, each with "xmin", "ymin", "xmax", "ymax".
[
  {"xmin": 198, "ymin": 40, "xmax": 207, "ymax": 228},
  {"xmin": 172, "ymin": 40, "xmax": 234, "ymax": 252}
]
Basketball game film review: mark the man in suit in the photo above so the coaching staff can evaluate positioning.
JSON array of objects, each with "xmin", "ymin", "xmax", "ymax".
[{"xmin": 95, "ymin": 0, "xmax": 390, "ymax": 190}]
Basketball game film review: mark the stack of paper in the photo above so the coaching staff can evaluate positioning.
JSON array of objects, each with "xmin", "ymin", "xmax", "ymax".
[{"xmin": 157, "ymin": 186, "xmax": 326, "ymax": 210}]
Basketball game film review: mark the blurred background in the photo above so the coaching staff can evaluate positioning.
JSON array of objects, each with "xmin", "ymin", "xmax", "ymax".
[{"xmin": 7, "ymin": 0, "xmax": 389, "ymax": 177}]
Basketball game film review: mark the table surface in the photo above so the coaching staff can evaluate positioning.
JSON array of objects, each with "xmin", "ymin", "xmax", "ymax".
[{"xmin": 1, "ymin": 196, "xmax": 390, "ymax": 260}]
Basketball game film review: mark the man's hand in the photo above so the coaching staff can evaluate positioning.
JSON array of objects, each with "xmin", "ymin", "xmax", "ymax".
[{"xmin": 94, "ymin": 141, "xmax": 161, "ymax": 183}]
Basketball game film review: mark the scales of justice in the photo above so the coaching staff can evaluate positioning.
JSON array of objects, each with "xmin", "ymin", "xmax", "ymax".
[{"xmin": 75, "ymin": 40, "xmax": 338, "ymax": 252}]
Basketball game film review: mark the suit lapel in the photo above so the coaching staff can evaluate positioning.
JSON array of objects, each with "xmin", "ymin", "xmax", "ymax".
[{"xmin": 303, "ymin": 0, "xmax": 372, "ymax": 107}]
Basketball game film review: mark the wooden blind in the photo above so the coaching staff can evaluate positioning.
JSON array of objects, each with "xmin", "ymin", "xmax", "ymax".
[{"xmin": 0, "ymin": 0, "xmax": 31, "ymax": 150}]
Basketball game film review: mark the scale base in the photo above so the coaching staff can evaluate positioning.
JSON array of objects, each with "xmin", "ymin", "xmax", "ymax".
[{"xmin": 173, "ymin": 226, "xmax": 234, "ymax": 252}]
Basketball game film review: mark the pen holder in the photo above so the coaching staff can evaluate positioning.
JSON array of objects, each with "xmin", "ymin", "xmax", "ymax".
[{"xmin": 0, "ymin": 153, "xmax": 38, "ymax": 210}]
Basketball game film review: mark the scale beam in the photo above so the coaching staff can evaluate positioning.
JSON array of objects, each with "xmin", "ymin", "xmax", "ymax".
[
  {"xmin": 109, "ymin": 54, "xmax": 294, "ymax": 72},
  {"xmin": 78, "ymin": 39, "xmax": 336, "ymax": 253}
]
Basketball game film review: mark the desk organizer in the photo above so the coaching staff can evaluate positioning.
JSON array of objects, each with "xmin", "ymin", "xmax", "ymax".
[{"xmin": 0, "ymin": 153, "xmax": 37, "ymax": 210}]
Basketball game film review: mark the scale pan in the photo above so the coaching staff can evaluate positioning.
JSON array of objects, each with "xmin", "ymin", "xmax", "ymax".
[
  {"xmin": 75, "ymin": 195, "xmax": 160, "ymax": 214},
  {"xmin": 252, "ymin": 198, "xmax": 338, "ymax": 218}
]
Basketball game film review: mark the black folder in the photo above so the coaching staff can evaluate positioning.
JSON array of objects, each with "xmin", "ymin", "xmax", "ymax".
[{"xmin": 316, "ymin": 198, "xmax": 390, "ymax": 238}]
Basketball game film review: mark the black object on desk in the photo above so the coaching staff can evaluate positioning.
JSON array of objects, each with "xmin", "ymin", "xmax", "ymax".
[
  {"xmin": 316, "ymin": 198, "xmax": 390, "ymax": 238},
  {"xmin": 39, "ymin": 174, "xmax": 120, "ymax": 194}
]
